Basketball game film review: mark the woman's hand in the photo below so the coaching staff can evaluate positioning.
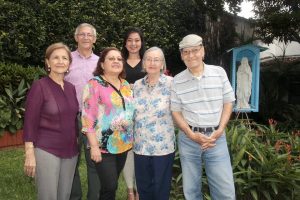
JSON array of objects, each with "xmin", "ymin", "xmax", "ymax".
[
  {"xmin": 24, "ymin": 147, "xmax": 36, "ymax": 177},
  {"xmin": 90, "ymin": 146, "xmax": 102, "ymax": 163}
]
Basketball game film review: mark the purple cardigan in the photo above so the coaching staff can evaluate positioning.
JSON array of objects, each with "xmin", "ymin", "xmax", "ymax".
[{"xmin": 23, "ymin": 76, "xmax": 79, "ymax": 158}]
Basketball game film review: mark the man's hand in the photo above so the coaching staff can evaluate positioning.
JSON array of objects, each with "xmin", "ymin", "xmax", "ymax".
[
  {"xmin": 188, "ymin": 131, "xmax": 216, "ymax": 150},
  {"xmin": 210, "ymin": 128, "xmax": 224, "ymax": 140}
]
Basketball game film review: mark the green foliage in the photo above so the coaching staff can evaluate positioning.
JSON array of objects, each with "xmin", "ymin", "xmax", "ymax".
[
  {"xmin": 0, "ymin": 147, "xmax": 127, "ymax": 199},
  {"xmin": 0, "ymin": 62, "xmax": 45, "ymax": 134},
  {"xmin": 0, "ymin": 62, "xmax": 45, "ymax": 93},
  {"xmin": 250, "ymin": 0, "xmax": 300, "ymax": 43},
  {"xmin": 0, "ymin": 0, "xmax": 241, "ymax": 68},
  {"xmin": 0, "ymin": 1, "xmax": 47, "ymax": 65},
  {"xmin": 170, "ymin": 149, "xmax": 184, "ymax": 200},
  {"xmin": 170, "ymin": 121, "xmax": 300, "ymax": 199},
  {"xmin": 0, "ymin": 80, "xmax": 28, "ymax": 134},
  {"xmin": 227, "ymin": 120, "xmax": 300, "ymax": 200}
]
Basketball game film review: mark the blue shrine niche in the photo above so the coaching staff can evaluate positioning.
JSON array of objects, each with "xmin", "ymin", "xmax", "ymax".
[{"xmin": 230, "ymin": 44, "xmax": 262, "ymax": 112}]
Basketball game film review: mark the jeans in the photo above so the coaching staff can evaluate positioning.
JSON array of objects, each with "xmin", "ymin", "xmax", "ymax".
[{"xmin": 178, "ymin": 130, "xmax": 235, "ymax": 200}]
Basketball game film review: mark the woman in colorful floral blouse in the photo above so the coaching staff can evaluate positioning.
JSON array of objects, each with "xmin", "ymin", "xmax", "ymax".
[
  {"xmin": 81, "ymin": 47, "xmax": 134, "ymax": 200},
  {"xmin": 133, "ymin": 47, "xmax": 175, "ymax": 200}
]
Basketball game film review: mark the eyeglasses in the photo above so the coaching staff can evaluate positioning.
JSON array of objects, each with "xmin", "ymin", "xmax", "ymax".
[
  {"xmin": 181, "ymin": 46, "xmax": 203, "ymax": 56},
  {"xmin": 106, "ymin": 57, "xmax": 124, "ymax": 62},
  {"xmin": 77, "ymin": 33, "xmax": 94, "ymax": 38},
  {"xmin": 144, "ymin": 57, "xmax": 162, "ymax": 64}
]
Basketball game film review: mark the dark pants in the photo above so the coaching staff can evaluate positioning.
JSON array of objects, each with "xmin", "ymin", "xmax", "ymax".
[
  {"xmin": 70, "ymin": 115, "xmax": 101, "ymax": 200},
  {"xmin": 95, "ymin": 151, "xmax": 128, "ymax": 200},
  {"xmin": 134, "ymin": 152, "xmax": 175, "ymax": 200}
]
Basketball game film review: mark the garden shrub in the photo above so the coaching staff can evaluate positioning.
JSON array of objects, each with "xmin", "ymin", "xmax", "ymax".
[
  {"xmin": 227, "ymin": 120, "xmax": 300, "ymax": 200},
  {"xmin": 0, "ymin": 62, "xmax": 45, "ymax": 93},
  {"xmin": 0, "ymin": 0, "xmax": 237, "ymax": 70},
  {"xmin": 0, "ymin": 62, "xmax": 45, "ymax": 134},
  {"xmin": 170, "ymin": 120, "xmax": 300, "ymax": 200}
]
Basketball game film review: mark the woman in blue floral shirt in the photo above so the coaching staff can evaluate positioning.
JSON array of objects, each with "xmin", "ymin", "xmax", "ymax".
[{"xmin": 133, "ymin": 47, "xmax": 175, "ymax": 200}]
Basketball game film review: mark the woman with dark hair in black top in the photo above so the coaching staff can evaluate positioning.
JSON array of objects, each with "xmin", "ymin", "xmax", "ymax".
[
  {"xmin": 121, "ymin": 27, "xmax": 146, "ymax": 200},
  {"xmin": 121, "ymin": 27, "xmax": 146, "ymax": 86}
]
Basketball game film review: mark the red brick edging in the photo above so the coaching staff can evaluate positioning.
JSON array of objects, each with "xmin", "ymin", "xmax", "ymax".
[{"xmin": 0, "ymin": 130, "xmax": 24, "ymax": 149}]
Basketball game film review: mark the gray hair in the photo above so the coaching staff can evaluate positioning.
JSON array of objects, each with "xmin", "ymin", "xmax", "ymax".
[
  {"xmin": 74, "ymin": 23, "xmax": 97, "ymax": 37},
  {"xmin": 142, "ymin": 46, "xmax": 167, "ymax": 73}
]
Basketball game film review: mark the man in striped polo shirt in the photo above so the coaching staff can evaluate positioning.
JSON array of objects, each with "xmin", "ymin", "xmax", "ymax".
[{"xmin": 171, "ymin": 34, "xmax": 236, "ymax": 200}]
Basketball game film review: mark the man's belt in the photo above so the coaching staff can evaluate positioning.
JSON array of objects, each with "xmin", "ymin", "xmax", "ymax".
[{"xmin": 189, "ymin": 125, "xmax": 219, "ymax": 133}]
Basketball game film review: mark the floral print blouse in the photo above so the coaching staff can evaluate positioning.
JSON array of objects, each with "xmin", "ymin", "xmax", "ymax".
[
  {"xmin": 133, "ymin": 74, "xmax": 175, "ymax": 156},
  {"xmin": 82, "ymin": 76, "xmax": 134, "ymax": 154}
]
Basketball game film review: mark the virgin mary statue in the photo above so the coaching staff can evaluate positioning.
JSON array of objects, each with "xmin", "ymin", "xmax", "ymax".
[{"xmin": 236, "ymin": 57, "xmax": 252, "ymax": 109}]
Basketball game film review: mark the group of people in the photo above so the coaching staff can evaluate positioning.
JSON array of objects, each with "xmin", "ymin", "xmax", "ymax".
[{"xmin": 23, "ymin": 23, "xmax": 236, "ymax": 200}]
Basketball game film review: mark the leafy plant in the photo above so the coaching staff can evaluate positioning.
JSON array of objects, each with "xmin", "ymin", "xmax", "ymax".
[
  {"xmin": 170, "ymin": 120, "xmax": 300, "ymax": 200},
  {"xmin": 170, "ymin": 150, "xmax": 184, "ymax": 200},
  {"xmin": 0, "ymin": 62, "xmax": 45, "ymax": 135},
  {"xmin": 227, "ymin": 119, "xmax": 300, "ymax": 200},
  {"xmin": 0, "ymin": 79, "xmax": 30, "ymax": 135},
  {"xmin": 0, "ymin": 62, "xmax": 45, "ymax": 94}
]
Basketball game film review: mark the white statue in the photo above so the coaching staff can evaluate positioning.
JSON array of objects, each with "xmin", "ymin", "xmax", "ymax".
[{"xmin": 236, "ymin": 57, "xmax": 252, "ymax": 109}]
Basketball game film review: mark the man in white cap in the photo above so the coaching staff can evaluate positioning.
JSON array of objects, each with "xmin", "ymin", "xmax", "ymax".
[{"xmin": 171, "ymin": 34, "xmax": 236, "ymax": 200}]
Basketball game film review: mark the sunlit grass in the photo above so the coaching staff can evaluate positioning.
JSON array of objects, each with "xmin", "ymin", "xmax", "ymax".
[{"xmin": 0, "ymin": 147, "xmax": 127, "ymax": 200}]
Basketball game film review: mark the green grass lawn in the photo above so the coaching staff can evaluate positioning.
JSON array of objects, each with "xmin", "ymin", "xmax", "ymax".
[{"xmin": 0, "ymin": 147, "xmax": 127, "ymax": 200}]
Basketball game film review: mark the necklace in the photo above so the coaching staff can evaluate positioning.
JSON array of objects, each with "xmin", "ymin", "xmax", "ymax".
[
  {"xmin": 146, "ymin": 78, "xmax": 157, "ymax": 93},
  {"xmin": 99, "ymin": 75, "xmax": 126, "ymax": 110}
]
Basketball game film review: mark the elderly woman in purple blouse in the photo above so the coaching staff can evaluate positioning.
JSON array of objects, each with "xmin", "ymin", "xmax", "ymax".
[{"xmin": 23, "ymin": 42, "xmax": 79, "ymax": 200}]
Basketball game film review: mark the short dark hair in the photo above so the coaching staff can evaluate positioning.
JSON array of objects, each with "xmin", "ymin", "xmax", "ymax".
[
  {"xmin": 121, "ymin": 27, "xmax": 145, "ymax": 60},
  {"xmin": 94, "ymin": 47, "xmax": 126, "ymax": 79}
]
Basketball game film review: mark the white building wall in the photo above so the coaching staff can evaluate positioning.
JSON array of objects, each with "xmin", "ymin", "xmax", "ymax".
[{"xmin": 254, "ymin": 39, "xmax": 300, "ymax": 60}]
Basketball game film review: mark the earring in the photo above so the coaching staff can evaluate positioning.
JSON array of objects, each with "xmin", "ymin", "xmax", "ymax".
[
  {"xmin": 47, "ymin": 66, "xmax": 51, "ymax": 72},
  {"xmin": 66, "ymin": 69, "xmax": 69, "ymax": 73}
]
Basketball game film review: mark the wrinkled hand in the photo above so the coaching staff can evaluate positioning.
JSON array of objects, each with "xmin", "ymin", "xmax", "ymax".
[
  {"xmin": 201, "ymin": 129, "xmax": 224, "ymax": 150},
  {"xmin": 24, "ymin": 149, "xmax": 36, "ymax": 178},
  {"xmin": 90, "ymin": 146, "xmax": 102, "ymax": 163},
  {"xmin": 190, "ymin": 132, "xmax": 216, "ymax": 150},
  {"xmin": 210, "ymin": 129, "xmax": 224, "ymax": 141}
]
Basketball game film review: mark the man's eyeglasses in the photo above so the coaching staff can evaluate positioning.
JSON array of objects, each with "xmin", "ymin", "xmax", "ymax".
[
  {"xmin": 106, "ymin": 57, "xmax": 124, "ymax": 62},
  {"xmin": 144, "ymin": 57, "xmax": 162, "ymax": 64},
  {"xmin": 181, "ymin": 46, "xmax": 203, "ymax": 56},
  {"xmin": 77, "ymin": 33, "xmax": 94, "ymax": 38}
]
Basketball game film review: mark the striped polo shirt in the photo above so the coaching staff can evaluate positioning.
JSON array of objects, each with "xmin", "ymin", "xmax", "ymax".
[{"xmin": 171, "ymin": 64, "xmax": 235, "ymax": 127}]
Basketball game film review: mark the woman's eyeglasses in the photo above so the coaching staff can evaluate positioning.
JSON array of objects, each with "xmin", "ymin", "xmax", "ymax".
[{"xmin": 106, "ymin": 57, "xmax": 124, "ymax": 62}]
